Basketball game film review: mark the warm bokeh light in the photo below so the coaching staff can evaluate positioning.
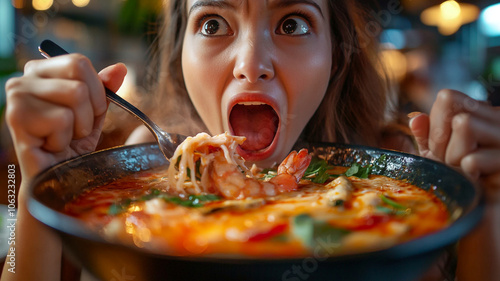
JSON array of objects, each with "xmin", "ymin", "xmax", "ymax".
[
  {"xmin": 116, "ymin": 64, "xmax": 136, "ymax": 101},
  {"xmin": 32, "ymin": 0, "xmax": 53, "ymax": 11},
  {"xmin": 440, "ymin": 0, "xmax": 461, "ymax": 20},
  {"xmin": 379, "ymin": 49, "xmax": 407, "ymax": 82},
  {"xmin": 72, "ymin": 0, "xmax": 90, "ymax": 8},
  {"xmin": 11, "ymin": 0, "xmax": 24, "ymax": 9},
  {"xmin": 421, "ymin": 1, "xmax": 479, "ymax": 36}
]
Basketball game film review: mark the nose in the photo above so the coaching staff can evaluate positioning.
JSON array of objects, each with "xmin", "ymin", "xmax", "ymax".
[{"xmin": 233, "ymin": 33, "xmax": 275, "ymax": 83}]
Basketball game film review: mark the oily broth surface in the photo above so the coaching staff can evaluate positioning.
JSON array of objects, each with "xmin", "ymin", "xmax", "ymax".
[{"xmin": 64, "ymin": 166, "xmax": 449, "ymax": 257}]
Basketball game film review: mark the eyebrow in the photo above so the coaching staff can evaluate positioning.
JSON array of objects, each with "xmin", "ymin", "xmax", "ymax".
[
  {"xmin": 188, "ymin": 0, "xmax": 324, "ymax": 18},
  {"xmin": 269, "ymin": 0, "xmax": 324, "ymax": 18},
  {"xmin": 188, "ymin": 0, "xmax": 237, "ymax": 16}
]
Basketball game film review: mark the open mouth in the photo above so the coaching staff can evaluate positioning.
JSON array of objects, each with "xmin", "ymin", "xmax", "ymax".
[{"xmin": 229, "ymin": 102, "xmax": 279, "ymax": 153}]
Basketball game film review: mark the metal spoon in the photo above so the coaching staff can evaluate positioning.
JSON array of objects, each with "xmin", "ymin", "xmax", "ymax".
[{"xmin": 38, "ymin": 39, "xmax": 184, "ymax": 160}]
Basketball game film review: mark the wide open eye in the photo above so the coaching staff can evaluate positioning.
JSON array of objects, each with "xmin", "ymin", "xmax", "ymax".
[
  {"xmin": 277, "ymin": 16, "xmax": 310, "ymax": 36},
  {"xmin": 200, "ymin": 16, "xmax": 232, "ymax": 36}
]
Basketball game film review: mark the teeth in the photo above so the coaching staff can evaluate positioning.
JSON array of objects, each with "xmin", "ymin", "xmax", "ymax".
[{"xmin": 237, "ymin": 102, "xmax": 266, "ymax": 106}]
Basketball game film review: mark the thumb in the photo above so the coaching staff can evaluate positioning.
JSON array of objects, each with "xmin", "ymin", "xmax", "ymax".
[
  {"xmin": 409, "ymin": 112, "xmax": 431, "ymax": 156},
  {"xmin": 98, "ymin": 63, "xmax": 128, "ymax": 93}
]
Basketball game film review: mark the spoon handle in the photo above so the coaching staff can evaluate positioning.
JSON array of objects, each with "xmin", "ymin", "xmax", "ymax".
[{"xmin": 38, "ymin": 39, "xmax": 167, "ymax": 143}]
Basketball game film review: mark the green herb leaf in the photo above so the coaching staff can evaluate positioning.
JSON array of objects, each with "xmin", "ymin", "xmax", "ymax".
[
  {"xmin": 175, "ymin": 155, "xmax": 181, "ymax": 169},
  {"xmin": 303, "ymin": 158, "xmax": 334, "ymax": 184},
  {"xmin": 188, "ymin": 194, "xmax": 221, "ymax": 201},
  {"xmin": 344, "ymin": 154, "xmax": 388, "ymax": 179},
  {"xmin": 108, "ymin": 189, "xmax": 223, "ymax": 215},
  {"xmin": 372, "ymin": 154, "xmax": 388, "ymax": 171},
  {"xmin": 184, "ymin": 160, "xmax": 202, "ymax": 181},
  {"xmin": 261, "ymin": 168, "xmax": 277, "ymax": 180},
  {"xmin": 375, "ymin": 205, "xmax": 411, "ymax": 216},
  {"xmin": 375, "ymin": 205, "xmax": 393, "ymax": 214},
  {"xmin": 140, "ymin": 188, "xmax": 162, "ymax": 201},
  {"xmin": 292, "ymin": 214, "xmax": 315, "ymax": 247},
  {"xmin": 108, "ymin": 199, "xmax": 132, "ymax": 215},
  {"xmin": 291, "ymin": 214, "xmax": 350, "ymax": 250},
  {"xmin": 345, "ymin": 163, "xmax": 372, "ymax": 178},
  {"xmin": 380, "ymin": 194, "xmax": 407, "ymax": 210},
  {"xmin": 376, "ymin": 195, "xmax": 411, "ymax": 216},
  {"xmin": 164, "ymin": 197, "xmax": 204, "ymax": 208},
  {"xmin": 263, "ymin": 157, "xmax": 336, "ymax": 183},
  {"xmin": 344, "ymin": 163, "xmax": 359, "ymax": 177},
  {"xmin": 164, "ymin": 194, "xmax": 222, "ymax": 208},
  {"xmin": 313, "ymin": 170, "xmax": 331, "ymax": 184}
]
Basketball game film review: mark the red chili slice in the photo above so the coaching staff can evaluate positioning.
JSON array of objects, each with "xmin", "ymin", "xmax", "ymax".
[{"xmin": 248, "ymin": 223, "xmax": 288, "ymax": 242}]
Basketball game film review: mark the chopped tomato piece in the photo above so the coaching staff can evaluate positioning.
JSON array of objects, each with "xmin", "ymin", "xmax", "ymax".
[{"xmin": 351, "ymin": 214, "xmax": 390, "ymax": 231}]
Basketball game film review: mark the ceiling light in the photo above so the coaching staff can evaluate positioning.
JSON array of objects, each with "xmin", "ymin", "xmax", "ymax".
[{"xmin": 421, "ymin": 0, "xmax": 479, "ymax": 36}]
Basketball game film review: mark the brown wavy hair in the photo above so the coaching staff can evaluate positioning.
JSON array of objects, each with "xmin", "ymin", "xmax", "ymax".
[{"xmin": 148, "ymin": 0, "xmax": 392, "ymax": 146}]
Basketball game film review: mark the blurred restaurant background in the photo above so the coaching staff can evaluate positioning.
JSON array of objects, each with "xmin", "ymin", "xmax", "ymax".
[{"xmin": 1, "ymin": 0, "xmax": 500, "ymax": 205}]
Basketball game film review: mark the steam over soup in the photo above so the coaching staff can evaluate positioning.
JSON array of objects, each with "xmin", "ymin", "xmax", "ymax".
[{"xmin": 64, "ymin": 133, "xmax": 449, "ymax": 257}]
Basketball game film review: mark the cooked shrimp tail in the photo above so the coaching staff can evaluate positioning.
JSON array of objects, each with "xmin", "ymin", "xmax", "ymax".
[
  {"xmin": 211, "ymin": 148, "xmax": 311, "ymax": 199},
  {"xmin": 167, "ymin": 132, "xmax": 312, "ymax": 199},
  {"xmin": 277, "ymin": 149, "xmax": 312, "ymax": 182}
]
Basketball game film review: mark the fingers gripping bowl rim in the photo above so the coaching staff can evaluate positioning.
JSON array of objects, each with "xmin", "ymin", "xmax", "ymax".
[{"xmin": 28, "ymin": 138, "xmax": 483, "ymax": 281}]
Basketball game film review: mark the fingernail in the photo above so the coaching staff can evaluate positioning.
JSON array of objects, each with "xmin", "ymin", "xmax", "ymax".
[{"xmin": 407, "ymin": 112, "xmax": 422, "ymax": 119}]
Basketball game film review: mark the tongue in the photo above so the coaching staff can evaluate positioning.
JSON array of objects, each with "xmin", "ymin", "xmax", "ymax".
[{"xmin": 229, "ymin": 104, "xmax": 279, "ymax": 151}]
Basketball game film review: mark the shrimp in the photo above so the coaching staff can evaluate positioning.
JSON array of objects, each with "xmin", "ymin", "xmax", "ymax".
[
  {"xmin": 167, "ymin": 132, "xmax": 312, "ymax": 199},
  {"xmin": 210, "ymin": 148, "xmax": 312, "ymax": 199},
  {"xmin": 167, "ymin": 132, "xmax": 248, "ymax": 195}
]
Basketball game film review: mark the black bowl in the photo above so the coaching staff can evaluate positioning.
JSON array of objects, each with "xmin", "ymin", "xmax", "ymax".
[{"xmin": 28, "ymin": 141, "xmax": 483, "ymax": 281}]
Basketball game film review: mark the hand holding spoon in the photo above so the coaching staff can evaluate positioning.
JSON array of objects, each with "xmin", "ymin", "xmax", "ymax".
[{"xmin": 38, "ymin": 39, "xmax": 184, "ymax": 160}]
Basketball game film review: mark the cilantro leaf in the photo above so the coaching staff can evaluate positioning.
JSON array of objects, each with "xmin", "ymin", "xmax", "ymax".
[
  {"xmin": 291, "ymin": 214, "xmax": 350, "ymax": 250},
  {"xmin": 303, "ymin": 158, "xmax": 334, "ymax": 184},
  {"xmin": 108, "ymin": 199, "xmax": 132, "ymax": 215},
  {"xmin": 344, "ymin": 154, "xmax": 388, "ymax": 179},
  {"xmin": 375, "ymin": 206, "xmax": 411, "ymax": 216},
  {"xmin": 376, "ymin": 194, "xmax": 411, "ymax": 216},
  {"xmin": 163, "ymin": 194, "xmax": 222, "ymax": 208},
  {"xmin": 380, "ymin": 194, "xmax": 407, "ymax": 210},
  {"xmin": 108, "ymin": 189, "xmax": 222, "ymax": 215},
  {"xmin": 372, "ymin": 154, "xmax": 388, "ymax": 171},
  {"xmin": 261, "ymin": 168, "xmax": 278, "ymax": 180},
  {"xmin": 345, "ymin": 163, "xmax": 371, "ymax": 178}
]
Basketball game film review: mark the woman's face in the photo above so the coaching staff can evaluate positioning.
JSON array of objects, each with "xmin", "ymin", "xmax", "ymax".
[{"xmin": 182, "ymin": 0, "xmax": 332, "ymax": 166}]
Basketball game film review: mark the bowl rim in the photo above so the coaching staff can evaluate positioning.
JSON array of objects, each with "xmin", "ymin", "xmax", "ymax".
[{"xmin": 28, "ymin": 142, "xmax": 485, "ymax": 263}]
